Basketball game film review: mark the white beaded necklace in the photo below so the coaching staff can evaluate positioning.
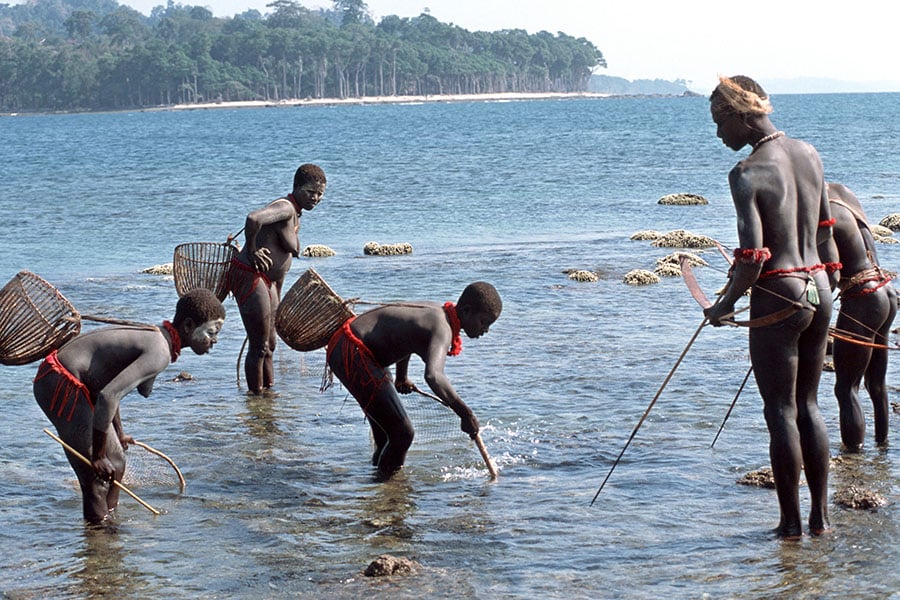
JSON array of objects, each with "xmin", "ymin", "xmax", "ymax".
[{"xmin": 752, "ymin": 130, "xmax": 785, "ymax": 151}]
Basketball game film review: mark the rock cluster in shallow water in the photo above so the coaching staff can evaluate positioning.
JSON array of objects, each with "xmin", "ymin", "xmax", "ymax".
[{"xmin": 363, "ymin": 241, "xmax": 413, "ymax": 256}]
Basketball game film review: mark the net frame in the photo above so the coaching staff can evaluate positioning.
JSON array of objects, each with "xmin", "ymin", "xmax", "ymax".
[
  {"xmin": 173, "ymin": 241, "xmax": 238, "ymax": 302},
  {"xmin": 0, "ymin": 271, "xmax": 81, "ymax": 366},
  {"xmin": 276, "ymin": 268, "xmax": 356, "ymax": 352}
]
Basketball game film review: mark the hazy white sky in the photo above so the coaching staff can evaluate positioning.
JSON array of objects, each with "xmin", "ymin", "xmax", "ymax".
[{"xmin": 117, "ymin": 0, "xmax": 900, "ymax": 93}]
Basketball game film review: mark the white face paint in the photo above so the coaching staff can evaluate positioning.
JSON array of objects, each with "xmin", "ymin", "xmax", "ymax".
[{"xmin": 190, "ymin": 318, "xmax": 224, "ymax": 350}]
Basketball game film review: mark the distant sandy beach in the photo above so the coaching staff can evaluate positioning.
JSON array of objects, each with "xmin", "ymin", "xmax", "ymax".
[{"xmin": 164, "ymin": 91, "xmax": 611, "ymax": 112}]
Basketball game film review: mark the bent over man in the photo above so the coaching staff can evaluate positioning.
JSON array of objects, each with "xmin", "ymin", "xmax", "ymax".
[
  {"xmin": 326, "ymin": 282, "xmax": 501, "ymax": 478},
  {"xmin": 35, "ymin": 288, "xmax": 225, "ymax": 524}
]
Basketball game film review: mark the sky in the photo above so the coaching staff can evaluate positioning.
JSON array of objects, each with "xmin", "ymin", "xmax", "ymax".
[{"xmin": 114, "ymin": 0, "xmax": 900, "ymax": 93}]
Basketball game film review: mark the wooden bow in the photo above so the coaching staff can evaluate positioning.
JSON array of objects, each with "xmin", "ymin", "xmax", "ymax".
[{"xmin": 678, "ymin": 255, "xmax": 803, "ymax": 328}]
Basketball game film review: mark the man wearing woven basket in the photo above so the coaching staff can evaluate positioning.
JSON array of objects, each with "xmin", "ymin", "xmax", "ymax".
[
  {"xmin": 325, "ymin": 281, "xmax": 502, "ymax": 478},
  {"xmin": 34, "ymin": 288, "xmax": 225, "ymax": 524},
  {"xmin": 227, "ymin": 163, "xmax": 327, "ymax": 394}
]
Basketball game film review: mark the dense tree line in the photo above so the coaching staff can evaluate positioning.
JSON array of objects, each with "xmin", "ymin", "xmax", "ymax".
[{"xmin": 0, "ymin": 0, "xmax": 606, "ymax": 111}]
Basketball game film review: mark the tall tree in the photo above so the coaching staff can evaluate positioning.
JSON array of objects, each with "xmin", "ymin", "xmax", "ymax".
[{"xmin": 332, "ymin": 0, "xmax": 368, "ymax": 27}]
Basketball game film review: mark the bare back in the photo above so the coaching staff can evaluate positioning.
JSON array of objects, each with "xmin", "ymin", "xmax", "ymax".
[
  {"xmin": 351, "ymin": 303, "xmax": 451, "ymax": 370},
  {"xmin": 730, "ymin": 136, "xmax": 826, "ymax": 273},
  {"xmin": 56, "ymin": 326, "xmax": 171, "ymax": 426}
]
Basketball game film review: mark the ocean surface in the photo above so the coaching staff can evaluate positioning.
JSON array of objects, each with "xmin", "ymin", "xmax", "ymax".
[{"xmin": 2, "ymin": 93, "xmax": 900, "ymax": 599}]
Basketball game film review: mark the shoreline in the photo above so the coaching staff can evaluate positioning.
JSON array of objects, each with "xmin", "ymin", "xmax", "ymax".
[
  {"xmin": 1, "ymin": 91, "xmax": 614, "ymax": 117},
  {"xmin": 161, "ymin": 91, "xmax": 613, "ymax": 112},
  {"xmin": 163, "ymin": 92, "xmax": 612, "ymax": 110}
]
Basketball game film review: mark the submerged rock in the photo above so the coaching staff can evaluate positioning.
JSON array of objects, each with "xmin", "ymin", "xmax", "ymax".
[
  {"xmin": 651, "ymin": 229, "xmax": 718, "ymax": 249},
  {"xmin": 870, "ymin": 224, "xmax": 894, "ymax": 238},
  {"xmin": 737, "ymin": 468, "xmax": 775, "ymax": 488},
  {"xmin": 657, "ymin": 193, "xmax": 708, "ymax": 206},
  {"xmin": 143, "ymin": 263, "xmax": 174, "ymax": 275},
  {"xmin": 623, "ymin": 269, "xmax": 660, "ymax": 286},
  {"xmin": 568, "ymin": 270, "xmax": 600, "ymax": 282},
  {"xmin": 364, "ymin": 554, "xmax": 421, "ymax": 577},
  {"xmin": 630, "ymin": 230, "xmax": 664, "ymax": 241},
  {"xmin": 363, "ymin": 241, "xmax": 413, "ymax": 256},
  {"xmin": 879, "ymin": 214, "xmax": 900, "ymax": 231},
  {"xmin": 834, "ymin": 485, "xmax": 887, "ymax": 510},
  {"xmin": 302, "ymin": 244, "xmax": 336, "ymax": 257}
]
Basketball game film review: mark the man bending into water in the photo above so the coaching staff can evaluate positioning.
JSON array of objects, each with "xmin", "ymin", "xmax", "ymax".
[
  {"xmin": 35, "ymin": 288, "xmax": 225, "ymax": 524},
  {"xmin": 325, "ymin": 282, "xmax": 502, "ymax": 478}
]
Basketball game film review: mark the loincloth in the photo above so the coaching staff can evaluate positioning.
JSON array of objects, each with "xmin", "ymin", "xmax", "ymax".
[
  {"xmin": 226, "ymin": 258, "xmax": 273, "ymax": 307},
  {"xmin": 34, "ymin": 350, "xmax": 93, "ymax": 422},
  {"xmin": 840, "ymin": 266, "xmax": 896, "ymax": 298},
  {"xmin": 326, "ymin": 318, "xmax": 392, "ymax": 415},
  {"xmin": 758, "ymin": 263, "xmax": 826, "ymax": 280}
]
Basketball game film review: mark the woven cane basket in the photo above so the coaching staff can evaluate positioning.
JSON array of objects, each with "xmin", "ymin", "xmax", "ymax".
[
  {"xmin": 276, "ymin": 268, "xmax": 355, "ymax": 352},
  {"xmin": 173, "ymin": 242, "xmax": 237, "ymax": 302},
  {"xmin": 0, "ymin": 271, "xmax": 81, "ymax": 366}
]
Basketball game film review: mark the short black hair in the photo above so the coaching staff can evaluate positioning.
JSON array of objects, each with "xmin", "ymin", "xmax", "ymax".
[
  {"xmin": 457, "ymin": 282, "xmax": 502, "ymax": 320},
  {"xmin": 173, "ymin": 288, "xmax": 226, "ymax": 327},
  {"xmin": 293, "ymin": 164, "xmax": 326, "ymax": 189}
]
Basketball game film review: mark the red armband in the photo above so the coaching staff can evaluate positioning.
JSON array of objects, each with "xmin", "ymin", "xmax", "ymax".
[
  {"xmin": 824, "ymin": 262, "xmax": 842, "ymax": 273},
  {"xmin": 819, "ymin": 217, "xmax": 836, "ymax": 227},
  {"xmin": 733, "ymin": 247, "xmax": 772, "ymax": 264}
]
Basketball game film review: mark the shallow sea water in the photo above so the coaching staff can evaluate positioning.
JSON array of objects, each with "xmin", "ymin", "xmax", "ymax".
[{"xmin": 2, "ymin": 94, "xmax": 900, "ymax": 598}]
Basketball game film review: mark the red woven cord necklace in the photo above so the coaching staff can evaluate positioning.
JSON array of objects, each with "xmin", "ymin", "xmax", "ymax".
[
  {"xmin": 162, "ymin": 320, "xmax": 182, "ymax": 362},
  {"xmin": 443, "ymin": 302, "xmax": 462, "ymax": 356}
]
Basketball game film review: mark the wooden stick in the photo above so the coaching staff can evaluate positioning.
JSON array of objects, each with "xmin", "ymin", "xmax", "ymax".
[
  {"xmin": 590, "ymin": 318, "xmax": 708, "ymax": 506},
  {"xmin": 412, "ymin": 385, "xmax": 498, "ymax": 480},
  {"xmin": 132, "ymin": 440, "xmax": 187, "ymax": 490},
  {"xmin": 236, "ymin": 335, "xmax": 248, "ymax": 388},
  {"xmin": 711, "ymin": 366, "xmax": 753, "ymax": 448},
  {"xmin": 43, "ymin": 428, "xmax": 161, "ymax": 516},
  {"xmin": 474, "ymin": 433, "xmax": 499, "ymax": 480}
]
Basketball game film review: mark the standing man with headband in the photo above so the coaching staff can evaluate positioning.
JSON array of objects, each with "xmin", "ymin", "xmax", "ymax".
[{"xmin": 706, "ymin": 75, "xmax": 839, "ymax": 538}]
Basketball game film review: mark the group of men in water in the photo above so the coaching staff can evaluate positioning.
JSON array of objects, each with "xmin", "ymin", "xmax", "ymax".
[
  {"xmin": 34, "ymin": 76, "xmax": 894, "ymax": 539},
  {"xmin": 36, "ymin": 162, "xmax": 501, "ymax": 524}
]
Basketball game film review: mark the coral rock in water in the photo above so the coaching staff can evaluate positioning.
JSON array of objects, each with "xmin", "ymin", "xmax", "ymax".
[
  {"xmin": 737, "ymin": 468, "xmax": 775, "ymax": 488},
  {"xmin": 651, "ymin": 229, "xmax": 718, "ymax": 249},
  {"xmin": 870, "ymin": 224, "xmax": 894, "ymax": 238},
  {"xmin": 364, "ymin": 554, "xmax": 420, "ymax": 577},
  {"xmin": 302, "ymin": 244, "xmax": 336, "ymax": 258},
  {"xmin": 623, "ymin": 269, "xmax": 660, "ymax": 286},
  {"xmin": 630, "ymin": 230, "xmax": 664, "ymax": 241},
  {"xmin": 568, "ymin": 270, "xmax": 600, "ymax": 282},
  {"xmin": 657, "ymin": 193, "xmax": 709, "ymax": 206},
  {"xmin": 363, "ymin": 241, "xmax": 414, "ymax": 256},
  {"xmin": 833, "ymin": 485, "xmax": 887, "ymax": 510},
  {"xmin": 879, "ymin": 214, "xmax": 900, "ymax": 231},
  {"xmin": 655, "ymin": 251, "xmax": 709, "ymax": 278},
  {"xmin": 142, "ymin": 263, "xmax": 174, "ymax": 275},
  {"xmin": 653, "ymin": 263, "xmax": 682, "ymax": 278}
]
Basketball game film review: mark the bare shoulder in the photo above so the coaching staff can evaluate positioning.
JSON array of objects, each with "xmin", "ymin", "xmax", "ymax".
[{"xmin": 60, "ymin": 326, "xmax": 170, "ymax": 379}]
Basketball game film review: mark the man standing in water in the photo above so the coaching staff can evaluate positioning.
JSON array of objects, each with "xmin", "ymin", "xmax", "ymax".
[
  {"xmin": 325, "ymin": 281, "xmax": 501, "ymax": 478},
  {"xmin": 227, "ymin": 164, "xmax": 327, "ymax": 394},
  {"xmin": 826, "ymin": 182, "xmax": 897, "ymax": 450},
  {"xmin": 35, "ymin": 288, "xmax": 226, "ymax": 524},
  {"xmin": 705, "ymin": 76, "xmax": 838, "ymax": 538}
]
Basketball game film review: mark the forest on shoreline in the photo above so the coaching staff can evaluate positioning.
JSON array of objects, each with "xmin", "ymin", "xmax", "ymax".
[{"xmin": 0, "ymin": 0, "xmax": 606, "ymax": 112}]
